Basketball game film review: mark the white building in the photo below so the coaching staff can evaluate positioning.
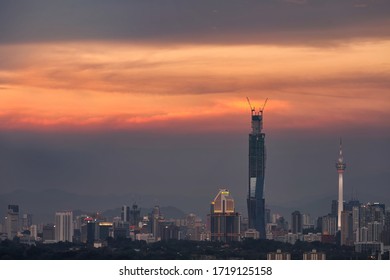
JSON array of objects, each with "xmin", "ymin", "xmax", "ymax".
[
  {"xmin": 55, "ymin": 211, "xmax": 73, "ymax": 242},
  {"xmin": 30, "ymin": 225, "xmax": 38, "ymax": 240},
  {"xmin": 368, "ymin": 222, "xmax": 383, "ymax": 242}
]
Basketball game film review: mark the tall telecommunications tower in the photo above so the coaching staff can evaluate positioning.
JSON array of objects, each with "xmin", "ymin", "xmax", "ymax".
[
  {"xmin": 246, "ymin": 97, "xmax": 267, "ymax": 238},
  {"xmin": 336, "ymin": 139, "xmax": 346, "ymax": 231}
]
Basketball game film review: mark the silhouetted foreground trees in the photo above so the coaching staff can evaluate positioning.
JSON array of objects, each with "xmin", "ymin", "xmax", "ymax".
[{"xmin": 0, "ymin": 238, "xmax": 372, "ymax": 260}]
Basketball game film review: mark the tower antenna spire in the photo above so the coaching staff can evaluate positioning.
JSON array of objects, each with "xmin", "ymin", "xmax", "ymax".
[{"xmin": 339, "ymin": 137, "xmax": 344, "ymax": 163}]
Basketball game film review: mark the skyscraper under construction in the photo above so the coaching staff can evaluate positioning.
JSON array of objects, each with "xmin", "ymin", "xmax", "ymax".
[{"xmin": 247, "ymin": 98, "xmax": 267, "ymax": 238}]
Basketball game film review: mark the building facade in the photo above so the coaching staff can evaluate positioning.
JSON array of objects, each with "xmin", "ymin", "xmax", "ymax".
[
  {"xmin": 341, "ymin": 211, "xmax": 353, "ymax": 246},
  {"xmin": 42, "ymin": 224, "xmax": 55, "ymax": 242},
  {"xmin": 291, "ymin": 210, "xmax": 303, "ymax": 234},
  {"xmin": 121, "ymin": 205, "xmax": 130, "ymax": 223},
  {"xmin": 267, "ymin": 249, "xmax": 291, "ymax": 260},
  {"xmin": 55, "ymin": 211, "xmax": 73, "ymax": 242},
  {"xmin": 6, "ymin": 204, "xmax": 19, "ymax": 240},
  {"xmin": 322, "ymin": 214, "xmax": 337, "ymax": 236},
  {"xmin": 303, "ymin": 249, "xmax": 326, "ymax": 260},
  {"xmin": 209, "ymin": 189, "xmax": 241, "ymax": 242},
  {"xmin": 130, "ymin": 203, "xmax": 141, "ymax": 226}
]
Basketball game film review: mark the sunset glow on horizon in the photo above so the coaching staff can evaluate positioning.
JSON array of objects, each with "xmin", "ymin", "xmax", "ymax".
[{"xmin": 1, "ymin": 40, "xmax": 389, "ymax": 133}]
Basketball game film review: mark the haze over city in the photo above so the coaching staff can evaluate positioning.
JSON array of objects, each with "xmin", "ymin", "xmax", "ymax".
[{"xmin": 0, "ymin": 0, "xmax": 389, "ymax": 220}]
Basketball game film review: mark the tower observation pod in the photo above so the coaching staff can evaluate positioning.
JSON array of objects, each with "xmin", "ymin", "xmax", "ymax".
[
  {"xmin": 336, "ymin": 139, "xmax": 346, "ymax": 231},
  {"xmin": 246, "ymin": 98, "xmax": 267, "ymax": 239}
]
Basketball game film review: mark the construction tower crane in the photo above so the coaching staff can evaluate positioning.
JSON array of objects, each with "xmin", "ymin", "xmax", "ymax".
[{"xmin": 246, "ymin": 97, "xmax": 268, "ymax": 114}]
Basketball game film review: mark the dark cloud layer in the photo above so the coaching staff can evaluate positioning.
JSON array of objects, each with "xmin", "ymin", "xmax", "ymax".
[
  {"xmin": 0, "ymin": 130, "xmax": 389, "ymax": 219},
  {"xmin": 1, "ymin": 0, "xmax": 390, "ymax": 45}
]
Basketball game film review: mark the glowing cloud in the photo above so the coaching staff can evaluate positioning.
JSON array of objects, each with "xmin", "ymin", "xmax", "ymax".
[{"xmin": 0, "ymin": 41, "xmax": 389, "ymax": 133}]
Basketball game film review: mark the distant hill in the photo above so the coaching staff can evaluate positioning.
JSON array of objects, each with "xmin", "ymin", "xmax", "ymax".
[
  {"xmin": 0, "ymin": 189, "xmax": 187, "ymax": 224},
  {"xmin": 100, "ymin": 206, "xmax": 186, "ymax": 220}
]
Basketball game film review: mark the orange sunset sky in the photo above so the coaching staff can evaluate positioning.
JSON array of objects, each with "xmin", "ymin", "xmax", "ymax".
[
  {"xmin": 0, "ymin": 1, "xmax": 389, "ymax": 134},
  {"xmin": 1, "ymin": 40, "xmax": 389, "ymax": 133}
]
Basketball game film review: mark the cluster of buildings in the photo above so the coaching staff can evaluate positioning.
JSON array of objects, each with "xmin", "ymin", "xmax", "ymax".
[
  {"xmin": 263, "ymin": 141, "xmax": 390, "ymax": 256},
  {"xmin": 0, "ymin": 203, "xmax": 208, "ymax": 246},
  {"xmin": 263, "ymin": 201, "xmax": 390, "ymax": 251},
  {"xmin": 0, "ymin": 186, "xmax": 241, "ymax": 245},
  {"xmin": 0, "ymin": 205, "xmax": 35, "ymax": 243}
]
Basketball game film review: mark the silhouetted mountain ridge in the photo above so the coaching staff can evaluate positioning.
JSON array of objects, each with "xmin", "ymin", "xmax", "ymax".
[{"xmin": 0, "ymin": 189, "xmax": 186, "ymax": 223}]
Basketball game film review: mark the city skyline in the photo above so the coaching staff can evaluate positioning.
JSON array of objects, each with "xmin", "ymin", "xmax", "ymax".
[
  {"xmin": 0, "ymin": 0, "xmax": 389, "ymax": 219},
  {"xmin": 2, "ymin": 192, "xmax": 388, "ymax": 253}
]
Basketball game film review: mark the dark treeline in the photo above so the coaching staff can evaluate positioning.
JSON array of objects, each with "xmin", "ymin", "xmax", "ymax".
[{"xmin": 0, "ymin": 238, "xmax": 375, "ymax": 260}]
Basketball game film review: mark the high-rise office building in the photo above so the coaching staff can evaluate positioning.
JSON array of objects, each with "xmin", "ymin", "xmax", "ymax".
[
  {"xmin": 6, "ymin": 204, "xmax": 19, "ymax": 239},
  {"xmin": 336, "ymin": 139, "xmax": 346, "ymax": 231},
  {"xmin": 265, "ymin": 208, "xmax": 271, "ymax": 224},
  {"xmin": 121, "ymin": 205, "xmax": 130, "ymax": 222},
  {"xmin": 209, "ymin": 189, "xmax": 241, "ymax": 242},
  {"xmin": 340, "ymin": 210, "xmax": 353, "ymax": 246},
  {"xmin": 344, "ymin": 200, "xmax": 360, "ymax": 211},
  {"xmin": 185, "ymin": 213, "xmax": 205, "ymax": 241},
  {"xmin": 30, "ymin": 225, "xmax": 38, "ymax": 240},
  {"xmin": 22, "ymin": 213, "xmax": 33, "ymax": 230},
  {"xmin": 291, "ymin": 210, "xmax": 302, "ymax": 234},
  {"xmin": 55, "ymin": 211, "xmax": 73, "ymax": 242},
  {"xmin": 302, "ymin": 213, "xmax": 314, "ymax": 230},
  {"xmin": 367, "ymin": 221, "xmax": 383, "ymax": 242},
  {"xmin": 130, "ymin": 203, "xmax": 141, "ymax": 226},
  {"xmin": 81, "ymin": 217, "xmax": 97, "ymax": 244},
  {"xmin": 382, "ymin": 211, "xmax": 390, "ymax": 245},
  {"xmin": 42, "ymin": 224, "xmax": 55, "ymax": 242},
  {"xmin": 322, "ymin": 214, "xmax": 337, "ymax": 236},
  {"xmin": 352, "ymin": 206, "xmax": 360, "ymax": 242},
  {"xmin": 159, "ymin": 222, "xmax": 180, "ymax": 241},
  {"xmin": 98, "ymin": 222, "xmax": 113, "ymax": 241},
  {"xmin": 331, "ymin": 200, "xmax": 338, "ymax": 217},
  {"xmin": 247, "ymin": 99, "xmax": 267, "ymax": 238},
  {"xmin": 113, "ymin": 220, "xmax": 130, "ymax": 239},
  {"xmin": 150, "ymin": 205, "xmax": 161, "ymax": 239}
]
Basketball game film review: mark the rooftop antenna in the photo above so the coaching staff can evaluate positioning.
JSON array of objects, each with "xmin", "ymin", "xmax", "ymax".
[{"xmin": 339, "ymin": 138, "xmax": 343, "ymax": 160}]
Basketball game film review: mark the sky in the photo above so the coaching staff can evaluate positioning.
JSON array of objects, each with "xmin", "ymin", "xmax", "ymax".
[{"xmin": 0, "ymin": 0, "xmax": 389, "ymax": 219}]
